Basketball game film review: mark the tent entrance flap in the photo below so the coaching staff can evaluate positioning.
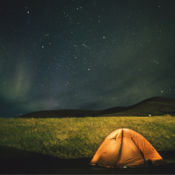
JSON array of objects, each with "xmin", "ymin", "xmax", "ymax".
[{"xmin": 118, "ymin": 137, "xmax": 145, "ymax": 167}]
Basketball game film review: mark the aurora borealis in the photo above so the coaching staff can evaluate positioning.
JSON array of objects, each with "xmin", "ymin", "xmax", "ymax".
[{"xmin": 0, "ymin": 0, "xmax": 175, "ymax": 118}]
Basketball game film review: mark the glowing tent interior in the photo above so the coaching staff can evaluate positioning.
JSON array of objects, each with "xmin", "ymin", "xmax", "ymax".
[{"xmin": 90, "ymin": 128, "xmax": 166, "ymax": 168}]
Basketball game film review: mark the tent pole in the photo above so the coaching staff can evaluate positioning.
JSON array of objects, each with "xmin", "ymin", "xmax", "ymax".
[
  {"xmin": 116, "ymin": 129, "xmax": 123, "ymax": 168},
  {"xmin": 131, "ymin": 137, "xmax": 147, "ymax": 167}
]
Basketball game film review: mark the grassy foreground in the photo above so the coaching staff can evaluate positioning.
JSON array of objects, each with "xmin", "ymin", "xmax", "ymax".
[
  {"xmin": 0, "ymin": 116, "xmax": 175, "ymax": 160},
  {"xmin": 1, "ymin": 116, "xmax": 175, "ymax": 174}
]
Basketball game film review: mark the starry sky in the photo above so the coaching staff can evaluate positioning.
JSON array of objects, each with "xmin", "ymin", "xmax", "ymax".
[{"xmin": 0, "ymin": 0, "xmax": 175, "ymax": 118}]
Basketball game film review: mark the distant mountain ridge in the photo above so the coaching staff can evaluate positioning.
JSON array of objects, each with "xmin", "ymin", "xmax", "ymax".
[
  {"xmin": 18, "ymin": 110, "xmax": 97, "ymax": 118},
  {"xmin": 97, "ymin": 97, "xmax": 175, "ymax": 116},
  {"xmin": 18, "ymin": 97, "xmax": 175, "ymax": 118}
]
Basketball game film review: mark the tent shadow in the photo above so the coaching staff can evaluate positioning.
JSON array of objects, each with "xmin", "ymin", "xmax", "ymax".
[
  {"xmin": 0, "ymin": 145, "xmax": 92, "ymax": 174},
  {"xmin": 159, "ymin": 150, "xmax": 175, "ymax": 160},
  {"xmin": 0, "ymin": 145, "xmax": 175, "ymax": 174}
]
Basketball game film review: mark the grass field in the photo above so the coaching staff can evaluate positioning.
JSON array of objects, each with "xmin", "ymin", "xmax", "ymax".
[{"xmin": 0, "ymin": 116, "xmax": 175, "ymax": 173}]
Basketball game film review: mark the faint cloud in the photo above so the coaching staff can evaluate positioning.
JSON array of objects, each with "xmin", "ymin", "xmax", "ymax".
[{"xmin": 0, "ymin": 62, "xmax": 31, "ymax": 103}]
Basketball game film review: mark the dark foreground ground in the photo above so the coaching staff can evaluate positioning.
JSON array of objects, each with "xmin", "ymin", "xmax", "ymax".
[{"xmin": 0, "ymin": 146, "xmax": 175, "ymax": 174}]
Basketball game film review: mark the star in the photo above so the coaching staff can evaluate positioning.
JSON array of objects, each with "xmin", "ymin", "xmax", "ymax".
[{"xmin": 1, "ymin": 0, "xmax": 175, "ymax": 118}]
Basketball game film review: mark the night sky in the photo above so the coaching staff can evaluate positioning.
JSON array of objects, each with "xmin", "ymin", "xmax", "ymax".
[{"xmin": 1, "ymin": 0, "xmax": 175, "ymax": 118}]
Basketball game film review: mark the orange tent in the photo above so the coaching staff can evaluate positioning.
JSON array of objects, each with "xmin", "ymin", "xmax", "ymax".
[{"xmin": 90, "ymin": 128, "xmax": 166, "ymax": 168}]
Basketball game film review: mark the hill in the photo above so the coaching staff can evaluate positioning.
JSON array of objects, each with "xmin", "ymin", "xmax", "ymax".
[
  {"xmin": 18, "ymin": 109, "xmax": 98, "ymax": 118},
  {"xmin": 18, "ymin": 97, "xmax": 175, "ymax": 118},
  {"xmin": 97, "ymin": 97, "xmax": 175, "ymax": 116}
]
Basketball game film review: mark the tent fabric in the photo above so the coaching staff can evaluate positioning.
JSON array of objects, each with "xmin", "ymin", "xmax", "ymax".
[{"xmin": 90, "ymin": 128, "xmax": 165, "ymax": 168}]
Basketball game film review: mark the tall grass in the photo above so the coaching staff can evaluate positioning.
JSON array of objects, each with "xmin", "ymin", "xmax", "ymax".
[{"xmin": 0, "ymin": 116, "xmax": 175, "ymax": 159}]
